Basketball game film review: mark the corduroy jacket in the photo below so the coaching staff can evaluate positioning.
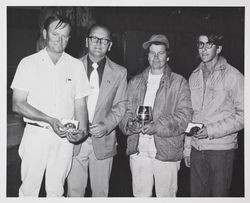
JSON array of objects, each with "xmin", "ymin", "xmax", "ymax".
[{"xmin": 184, "ymin": 56, "xmax": 244, "ymax": 157}]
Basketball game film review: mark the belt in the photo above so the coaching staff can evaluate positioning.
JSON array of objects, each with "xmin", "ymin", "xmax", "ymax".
[{"xmin": 27, "ymin": 122, "xmax": 50, "ymax": 129}]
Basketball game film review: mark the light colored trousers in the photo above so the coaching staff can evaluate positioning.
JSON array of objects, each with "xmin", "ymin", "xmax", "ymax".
[
  {"xmin": 130, "ymin": 153, "xmax": 180, "ymax": 197},
  {"xmin": 67, "ymin": 138, "xmax": 113, "ymax": 197},
  {"xmin": 18, "ymin": 125, "xmax": 73, "ymax": 197}
]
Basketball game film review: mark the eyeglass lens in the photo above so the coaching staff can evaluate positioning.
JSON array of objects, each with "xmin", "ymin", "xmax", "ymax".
[
  {"xmin": 89, "ymin": 36, "xmax": 110, "ymax": 45},
  {"xmin": 197, "ymin": 41, "xmax": 214, "ymax": 49}
]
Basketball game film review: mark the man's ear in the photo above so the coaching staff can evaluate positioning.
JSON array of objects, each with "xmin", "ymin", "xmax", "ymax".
[
  {"xmin": 85, "ymin": 38, "xmax": 88, "ymax": 48},
  {"xmin": 42, "ymin": 29, "xmax": 47, "ymax": 40},
  {"xmin": 108, "ymin": 42, "xmax": 112, "ymax": 51},
  {"xmin": 216, "ymin": 45, "xmax": 222, "ymax": 55}
]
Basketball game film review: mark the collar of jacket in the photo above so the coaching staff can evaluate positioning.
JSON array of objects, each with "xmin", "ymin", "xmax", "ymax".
[
  {"xmin": 193, "ymin": 56, "xmax": 227, "ymax": 73},
  {"xmin": 141, "ymin": 64, "xmax": 172, "ymax": 88}
]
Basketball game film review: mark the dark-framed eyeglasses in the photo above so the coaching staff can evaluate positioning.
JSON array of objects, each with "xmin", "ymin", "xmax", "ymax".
[
  {"xmin": 88, "ymin": 36, "xmax": 111, "ymax": 45},
  {"xmin": 197, "ymin": 41, "xmax": 214, "ymax": 49}
]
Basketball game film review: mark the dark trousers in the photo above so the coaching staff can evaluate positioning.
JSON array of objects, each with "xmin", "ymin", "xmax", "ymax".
[{"xmin": 190, "ymin": 147, "xmax": 235, "ymax": 197}]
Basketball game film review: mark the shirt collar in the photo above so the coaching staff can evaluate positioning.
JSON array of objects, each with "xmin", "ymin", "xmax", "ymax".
[
  {"xmin": 87, "ymin": 55, "xmax": 106, "ymax": 68},
  {"xmin": 142, "ymin": 64, "xmax": 172, "ymax": 85},
  {"xmin": 41, "ymin": 47, "xmax": 66, "ymax": 65}
]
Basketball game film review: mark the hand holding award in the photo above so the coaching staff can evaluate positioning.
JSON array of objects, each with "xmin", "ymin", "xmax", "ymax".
[{"xmin": 61, "ymin": 119, "xmax": 87, "ymax": 143}]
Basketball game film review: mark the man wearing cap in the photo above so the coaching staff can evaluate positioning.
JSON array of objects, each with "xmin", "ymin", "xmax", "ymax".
[{"xmin": 120, "ymin": 34, "xmax": 192, "ymax": 197}]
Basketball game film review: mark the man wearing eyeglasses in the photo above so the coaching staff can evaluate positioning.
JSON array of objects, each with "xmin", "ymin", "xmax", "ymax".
[
  {"xmin": 183, "ymin": 31, "xmax": 244, "ymax": 197},
  {"xmin": 67, "ymin": 24, "xmax": 127, "ymax": 197}
]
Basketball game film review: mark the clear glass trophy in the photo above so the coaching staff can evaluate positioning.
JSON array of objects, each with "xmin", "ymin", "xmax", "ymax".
[{"xmin": 135, "ymin": 106, "xmax": 153, "ymax": 127}]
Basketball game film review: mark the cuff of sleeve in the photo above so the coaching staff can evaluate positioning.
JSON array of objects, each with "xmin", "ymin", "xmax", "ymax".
[
  {"xmin": 75, "ymin": 92, "xmax": 90, "ymax": 100},
  {"xmin": 183, "ymin": 147, "xmax": 191, "ymax": 157},
  {"xmin": 154, "ymin": 121, "xmax": 165, "ymax": 137},
  {"xmin": 125, "ymin": 125, "xmax": 133, "ymax": 136},
  {"xmin": 206, "ymin": 125, "xmax": 215, "ymax": 140},
  {"xmin": 122, "ymin": 118, "xmax": 134, "ymax": 136},
  {"xmin": 183, "ymin": 136, "xmax": 192, "ymax": 157},
  {"xmin": 103, "ymin": 120, "xmax": 114, "ymax": 135}
]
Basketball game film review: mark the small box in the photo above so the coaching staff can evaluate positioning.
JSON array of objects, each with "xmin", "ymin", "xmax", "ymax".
[
  {"xmin": 185, "ymin": 122, "xmax": 204, "ymax": 134},
  {"xmin": 61, "ymin": 119, "xmax": 79, "ymax": 131}
]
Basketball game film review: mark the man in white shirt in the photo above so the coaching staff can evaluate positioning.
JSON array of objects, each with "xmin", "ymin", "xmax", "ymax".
[{"xmin": 11, "ymin": 15, "xmax": 90, "ymax": 197}]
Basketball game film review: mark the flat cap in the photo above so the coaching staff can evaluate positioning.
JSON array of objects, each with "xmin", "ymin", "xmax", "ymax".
[{"xmin": 142, "ymin": 34, "xmax": 170, "ymax": 50}]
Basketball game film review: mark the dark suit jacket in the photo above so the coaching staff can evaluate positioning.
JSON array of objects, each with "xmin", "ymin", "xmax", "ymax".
[{"xmin": 74, "ymin": 55, "xmax": 127, "ymax": 160}]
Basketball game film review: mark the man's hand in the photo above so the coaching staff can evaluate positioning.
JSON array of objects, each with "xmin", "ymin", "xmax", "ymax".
[
  {"xmin": 89, "ymin": 122, "xmax": 108, "ymax": 138},
  {"xmin": 193, "ymin": 126, "xmax": 208, "ymax": 139},
  {"xmin": 184, "ymin": 156, "xmax": 190, "ymax": 168},
  {"xmin": 126, "ymin": 118, "xmax": 142, "ymax": 134},
  {"xmin": 141, "ymin": 122, "xmax": 157, "ymax": 135},
  {"xmin": 48, "ymin": 118, "xmax": 67, "ymax": 137},
  {"xmin": 66, "ymin": 129, "xmax": 88, "ymax": 143}
]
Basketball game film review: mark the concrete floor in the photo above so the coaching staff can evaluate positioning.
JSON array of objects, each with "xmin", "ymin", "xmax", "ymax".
[{"xmin": 7, "ymin": 129, "xmax": 244, "ymax": 197}]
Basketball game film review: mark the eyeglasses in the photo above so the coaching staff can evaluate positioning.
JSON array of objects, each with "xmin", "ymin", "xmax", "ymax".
[
  {"xmin": 197, "ymin": 41, "xmax": 214, "ymax": 49},
  {"xmin": 148, "ymin": 51, "xmax": 166, "ymax": 59},
  {"xmin": 88, "ymin": 36, "xmax": 111, "ymax": 45}
]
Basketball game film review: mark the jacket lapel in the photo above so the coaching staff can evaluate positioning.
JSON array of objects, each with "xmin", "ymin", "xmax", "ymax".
[
  {"xmin": 80, "ymin": 56, "xmax": 117, "ymax": 121},
  {"xmin": 94, "ymin": 58, "xmax": 116, "ymax": 116}
]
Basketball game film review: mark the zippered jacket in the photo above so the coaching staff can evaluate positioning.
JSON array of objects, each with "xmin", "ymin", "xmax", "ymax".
[
  {"xmin": 120, "ymin": 65, "xmax": 193, "ymax": 161},
  {"xmin": 184, "ymin": 57, "xmax": 244, "ymax": 157}
]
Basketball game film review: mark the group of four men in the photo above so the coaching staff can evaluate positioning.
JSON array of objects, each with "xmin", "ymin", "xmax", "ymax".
[{"xmin": 11, "ymin": 15, "xmax": 244, "ymax": 197}]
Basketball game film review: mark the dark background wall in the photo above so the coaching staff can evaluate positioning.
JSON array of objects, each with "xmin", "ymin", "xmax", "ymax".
[
  {"xmin": 7, "ymin": 7, "xmax": 244, "ymax": 110},
  {"xmin": 95, "ymin": 7, "xmax": 244, "ymax": 79}
]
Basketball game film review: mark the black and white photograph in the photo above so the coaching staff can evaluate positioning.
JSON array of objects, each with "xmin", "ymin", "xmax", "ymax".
[{"xmin": 1, "ymin": 0, "xmax": 248, "ymax": 200}]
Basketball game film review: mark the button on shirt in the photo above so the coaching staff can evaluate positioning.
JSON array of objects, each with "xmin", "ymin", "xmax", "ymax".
[{"xmin": 11, "ymin": 48, "xmax": 90, "ymax": 126}]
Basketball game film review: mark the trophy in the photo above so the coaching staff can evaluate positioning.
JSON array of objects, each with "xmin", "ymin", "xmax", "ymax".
[{"xmin": 136, "ymin": 106, "xmax": 153, "ymax": 127}]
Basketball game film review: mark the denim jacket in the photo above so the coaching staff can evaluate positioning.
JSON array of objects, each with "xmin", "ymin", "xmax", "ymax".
[
  {"xmin": 184, "ymin": 57, "xmax": 244, "ymax": 156},
  {"xmin": 120, "ymin": 65, "xmax": 193, "ymax": 161}
]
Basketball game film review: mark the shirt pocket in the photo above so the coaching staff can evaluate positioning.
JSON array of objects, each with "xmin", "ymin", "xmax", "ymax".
[{"xmin": 63, "ymin": 78, "xmax": 75, "ymax": 99}]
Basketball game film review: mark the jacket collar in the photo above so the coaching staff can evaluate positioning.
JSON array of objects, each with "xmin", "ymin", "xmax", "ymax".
[
  {"xmin": 141, "ymin": 64, "xmax": 172, "ymax": 85},
  {"xmin": 80, "ymin": 54, "xmax": 114, "ymax": 69},
  {"xmin": 193, "ymin": 56, "xmax": 227, "ymax": 73}
]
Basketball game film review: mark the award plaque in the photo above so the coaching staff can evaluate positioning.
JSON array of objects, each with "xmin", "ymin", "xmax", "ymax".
[{"xmin": 185, "ymin": 122, "xmax": 204, "ymax": 136}]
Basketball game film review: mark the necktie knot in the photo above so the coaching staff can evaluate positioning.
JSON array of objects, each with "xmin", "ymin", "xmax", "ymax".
[{"xmin": 92, "ymin": 63, "xmax": 98, "ymax": 70}]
